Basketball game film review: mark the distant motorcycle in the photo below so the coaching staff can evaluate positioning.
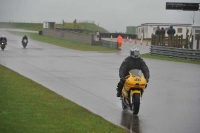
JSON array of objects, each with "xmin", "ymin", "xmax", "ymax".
[
  {"xmin": 121, "ymin": 69, "xmax": 147, "ymax": 115},
  {"xmin": 22, "ymin": 39, "xmax": 28, "ymax": 48},
  {"xmin": 0, "ymin": 40, "xmax": 6, "ymax": 50}
]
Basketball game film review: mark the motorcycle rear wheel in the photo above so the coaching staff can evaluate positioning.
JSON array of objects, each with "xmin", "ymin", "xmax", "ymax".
[{"xmin": 132, "ymin": 93, "xmax": 140, "ymax": 115}]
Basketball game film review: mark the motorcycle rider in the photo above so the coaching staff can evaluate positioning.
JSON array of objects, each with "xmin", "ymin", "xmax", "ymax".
[
  {"xmin": 22, "ymin": 35, "xmax": 28, "ymax": 43},
  {"xmin": 0, "ymin": 35, "xmax": 7, "ymax": 45},
  {"xmin": 116, "ymin": 46, "xmax": 150, "ymax": 97}
]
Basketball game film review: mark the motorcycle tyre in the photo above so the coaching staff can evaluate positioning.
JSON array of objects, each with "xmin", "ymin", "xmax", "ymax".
[
  {"xmin": 1, "ymin": 45, "xmax": 5, "ymax": 51},
  {"xmin": 132, "ymin": 93, "xmax": 140, "ymax": 115},
  {"xmin": 23, "ymin": 44, "xmax": 27, "ymax": 48}
]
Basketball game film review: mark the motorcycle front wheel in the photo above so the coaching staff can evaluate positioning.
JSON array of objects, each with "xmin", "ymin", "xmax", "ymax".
[
  {"xmin": 23, "ymin": 44, "xmax": 27, "ymax": 48},
  {"xmin": 1, "ymin": 45, "xmax": 5, "ymax": 50},
  {"xmin": 132, "ymin": 93, "xmax": 140, "ymax": 115}
]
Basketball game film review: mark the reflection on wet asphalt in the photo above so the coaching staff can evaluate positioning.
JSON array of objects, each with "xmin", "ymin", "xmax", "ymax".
[
  {"xmin": 1, "ymin": 29, "xmax": 200, "ymax": 133},
  {"xmin": 121, "ymin": 111, "xmax": 141, "ymax": 133}
]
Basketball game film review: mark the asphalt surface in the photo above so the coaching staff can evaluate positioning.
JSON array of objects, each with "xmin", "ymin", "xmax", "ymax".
[{"xmin": 1, "ymin": 29, "xmax": 200, "ymax": 133}]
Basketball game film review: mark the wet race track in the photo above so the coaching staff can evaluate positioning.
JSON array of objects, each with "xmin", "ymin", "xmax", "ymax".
[{"xmin": 1, "ymin": 29, "xmax": 200, "ymax": 133}]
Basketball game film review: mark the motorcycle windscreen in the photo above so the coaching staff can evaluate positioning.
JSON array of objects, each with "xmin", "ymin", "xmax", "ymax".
[{"xmin": 129, "ymin": 69, "xmax": 142, "ymax": 76}]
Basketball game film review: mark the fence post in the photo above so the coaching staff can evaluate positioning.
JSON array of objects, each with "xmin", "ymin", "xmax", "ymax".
[
  {"xmin": 163, "ymin": 35, "xmax": 165, "ymax": 46},
  {"xmin": 185, "ymin": 35, "xmax": 188, "ymax": 49},
  {"xmin": 165, "ymin": 36, "xmax": 168, "ymax": 46},
  {"xmin": 151, "ymin": 34, "xmax": 154, "ymax": 45},
  {"xmin": 178, "ymin": 35, "xmax": 180, "ymax": 47},
  {"xmin": 191, "ymin": 35, "xmax": 194, "ymax": 49},
  {"xmin": 174, "ymin": 35, "xmax": 178, "ymax": 48},
  {"xmin": 155, "ymin": 35, "xmax": 158, "ymax": 46},
  {"xmin": 177, "ymin": 35, "xmax": 180, "ymax": 48},
  {"xmin": 181, "ymin": 35, "xmax": 183, "ymax": 48},
  {"xmin": 197, "ymin": 34, "xmax": 200, "ymax": 50}
]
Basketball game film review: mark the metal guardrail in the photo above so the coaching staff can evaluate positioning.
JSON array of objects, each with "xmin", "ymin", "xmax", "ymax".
[{"xmin": 150, "ymin": 45, "xmax": 200, "ymax": 60}]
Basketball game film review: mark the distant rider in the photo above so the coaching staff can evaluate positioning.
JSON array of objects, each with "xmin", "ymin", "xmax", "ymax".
[
  {"xmin": 116, "ymin": 46, "xmax": 150, "ymax": 97},
  {"xmin": 0, "ymin": 35, "xmax": 7, "ymax": 44},
  {"xmin": 22, "ymin": 35, "xmax": 28, "ymax": 43}
]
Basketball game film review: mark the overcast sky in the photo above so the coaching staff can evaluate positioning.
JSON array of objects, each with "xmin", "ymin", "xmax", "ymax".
[{"xmin": 0, "ymin": 0, "xmax": 199, "ymax": 32}]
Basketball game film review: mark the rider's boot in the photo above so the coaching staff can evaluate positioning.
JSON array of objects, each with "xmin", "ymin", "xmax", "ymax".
[
  {"xmin": 116, "ymin": 86, "xmax": 122, "ymax": 97},
  {"xmin": 116, "ymin": 80, "xmax": 124, "ymax": 97}
]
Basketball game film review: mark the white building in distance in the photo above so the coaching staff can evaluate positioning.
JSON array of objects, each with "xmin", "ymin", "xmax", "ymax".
[{"xmin": 137, "ymin": 23, "xmax": 192, "ymax": 39}]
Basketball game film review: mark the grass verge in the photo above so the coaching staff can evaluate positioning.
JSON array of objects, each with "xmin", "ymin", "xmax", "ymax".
[
  {"xmin": 9, "ymin": 31, "xmax": 118, "ymax": 52},
  {"xmin": 0, "ymin": 64, "xmax": 127, "ymax": 133},
  {"xmin": 56, "ymin": 22, "xmax": 108, "ymax": 33},
  {"xmin": 0, "ymin": 22, "xmax": 43, "ymax": 31},
  {"xmin": 141, "ymin": 53, "xmax": 200, "ymax": 65}
]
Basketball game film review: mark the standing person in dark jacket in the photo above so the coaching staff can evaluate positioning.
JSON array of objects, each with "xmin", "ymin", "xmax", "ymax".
[
  {"xmin": 167, "ymin": 25, "xmax": 176, "ymax": 47},
  {"xmin": 116, "ymin": 46, "xmax": 150, "ymax": 97},
  {"xmin": 155, "ymin": 26, "xmax": 161, "ymax": 45},
  {"xmin": 160, "ymin": 27, "xmax": 166, "ymax": 46}
]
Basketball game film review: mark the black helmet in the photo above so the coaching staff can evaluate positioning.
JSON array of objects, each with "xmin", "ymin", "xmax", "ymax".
[{"xmin": 130, "ymin": 46, "xmax": 140, "ymax": 58}]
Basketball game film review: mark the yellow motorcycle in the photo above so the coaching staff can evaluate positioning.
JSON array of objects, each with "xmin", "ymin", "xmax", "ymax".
[{"xmin": 121, "ymin": 69, "xmax": 147, "ymax": 115}]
